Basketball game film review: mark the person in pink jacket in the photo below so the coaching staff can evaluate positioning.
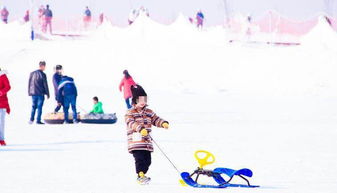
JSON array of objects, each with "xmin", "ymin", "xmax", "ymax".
[{"xmin": 119, "ymin": 70, "xmax": 136, "ymax": 109}]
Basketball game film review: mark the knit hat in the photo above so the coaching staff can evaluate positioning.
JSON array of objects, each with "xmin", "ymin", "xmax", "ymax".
[{"xmin": 131, "ymin": 84, "xmax": 147, "ymax": 104}]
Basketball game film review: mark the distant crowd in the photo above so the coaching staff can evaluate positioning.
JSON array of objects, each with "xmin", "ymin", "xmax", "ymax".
[{"xmin": 0, "ymin": 5, "xmax": 205, "ymax": 34}]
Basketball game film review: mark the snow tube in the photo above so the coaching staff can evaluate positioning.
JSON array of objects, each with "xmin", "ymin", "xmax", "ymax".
[
  {"xmin": 43, "ymin": 112, "xmax": 80, "ymax": 124},
  {"xmin": 80, "ymin": 113, "xmax": 117, "ymax": 124}
]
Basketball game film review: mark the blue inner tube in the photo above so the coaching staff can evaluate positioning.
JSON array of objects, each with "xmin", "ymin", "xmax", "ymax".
[{"xmin": 80, "ymin": 118, "xmax": 117, "ymax": 124}]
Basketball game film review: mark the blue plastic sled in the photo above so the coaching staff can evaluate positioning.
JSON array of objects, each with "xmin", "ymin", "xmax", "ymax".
[{"xmin": 181, "ymin": 150, "xmax": 259, "ymax": 188}]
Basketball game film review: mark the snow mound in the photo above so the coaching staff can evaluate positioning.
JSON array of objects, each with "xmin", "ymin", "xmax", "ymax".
[{"xmin": 301, "ymin": 15, "xmax": 337, "ymax": 48}]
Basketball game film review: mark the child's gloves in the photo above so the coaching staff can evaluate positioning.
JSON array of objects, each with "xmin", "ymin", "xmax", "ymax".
[
  {"xmin": 140, "ymin": 129, "xmax": 148, "ymax": 136},
  {"xmin": 162, "ymin": 122, "xmax": 169, "ymax": 129}
]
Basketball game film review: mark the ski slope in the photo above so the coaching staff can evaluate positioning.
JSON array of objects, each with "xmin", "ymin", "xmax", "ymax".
[{"xmin": 0, "ymin": 15, "xmax": 337, "ymax": 193}]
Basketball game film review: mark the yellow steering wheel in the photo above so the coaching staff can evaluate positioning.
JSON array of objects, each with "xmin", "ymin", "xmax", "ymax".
[{"xmin": 194, "ymin": 150, "xmax": 215, "ymax": 168}]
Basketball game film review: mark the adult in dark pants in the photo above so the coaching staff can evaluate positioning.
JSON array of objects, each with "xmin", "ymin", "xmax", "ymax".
[
  {"xmin": 57, "ymin": 76, "xmax": 78, "ymax": 124},
  {"xmin": 28, "ymin": 61, "xmax": 50, "ymax": 124},
  {"xmin": 52, "ymin": 65, "xmax": 63, "ymax": 113}
]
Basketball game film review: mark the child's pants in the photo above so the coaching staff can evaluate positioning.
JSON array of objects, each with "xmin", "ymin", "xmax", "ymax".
[{"xmin": 132, "ymin": 150, "xmax": 152, "ymax": 175}]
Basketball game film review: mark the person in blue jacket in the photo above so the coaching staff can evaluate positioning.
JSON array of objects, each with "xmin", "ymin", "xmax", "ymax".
[
  {"xmin": 57, "ymin": 76, "xmax": 78, "ymax": 123},
  {"xmin": 83, "ymin": 6, "xmax": 92, "ymax": 28},
  {"xmin": 53, "ymin": 65, "xmax": 63, "ymax": 113},
  {"xmin": 84, "ymin": 6, "xmax": 91, "ymax": 17},
  {"xmin": 196, "ymin": 10, "xmax": 204, "ymax": 29}
]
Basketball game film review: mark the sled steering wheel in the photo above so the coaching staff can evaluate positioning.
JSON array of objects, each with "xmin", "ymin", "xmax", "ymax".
[{"xmin": 194, "ymin": 150, "xmax": 215, "ymax": 168}]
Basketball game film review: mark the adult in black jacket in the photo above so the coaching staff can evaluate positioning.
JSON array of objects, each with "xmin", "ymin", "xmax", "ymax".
[{"xmin": 28, "ymin": 61, "xmax": 49, "ymax": 124}]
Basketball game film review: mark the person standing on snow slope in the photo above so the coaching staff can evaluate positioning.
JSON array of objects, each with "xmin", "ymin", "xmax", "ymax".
[
  {"xmin": 99, "ymin": 13, "xmax": 104, "ymax": 25},
  {"xmin": 52, "ymin": 65, "xmax": 63, "ymax": 113},
  {"xmin": 139, "ymin": 6, "xmax": 149, "ymax": 17},
  {"xmin": 28, "ymin": 61, "xmax": 50, "ymax": 124},
  {"xmin": 125, "ymin": 84, "xmax": 169, "ymax": 184},
  {"xmin": 83, "ymin": 6, "xmax": 92, "ymax": 28},
  {"xmin": 1, "ymin": 6, "xmax": 9, "ymax": 24},
  {"xmin": 119, "ymin": 70, "xmax": 136, "ymax": 109},
  {"xmin": 196, "ymin": 10, "xmax": 204, "ymax": 29},
  {"xmin": 23, "ymin": 10, "xmax": 29, "ymax": 23},
  {"xmin": 38, "ymin": 5, "xmax": 45, "ymax": 29},
  {"xmin": 128, "ymin": 9, "xmax": 138, "ymax": 25},
  {"xmin": 42, "ymin": 4, "xmax": 53, "ymax": 34},
  {"xmin": 0, "ymin": 68, "xmax": 11, "ymax": 146},
  {"xmin": 57, "ymin": 76, "xmax": 79, "ymax": 124}
]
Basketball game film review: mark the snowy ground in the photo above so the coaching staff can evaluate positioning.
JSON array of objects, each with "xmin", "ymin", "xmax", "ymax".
[{"xmin": 0, "ymin": 18, "xmax": 337, "ymax": 193}]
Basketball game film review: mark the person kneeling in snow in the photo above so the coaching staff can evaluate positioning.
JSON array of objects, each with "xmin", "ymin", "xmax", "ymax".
[
  {"xmin": 90, "ymin": 96, "xmax": 104, "ymax": 114},
  {"xmin": 125, "ymin": 85, "xmax": 169, "ymax": 184}
]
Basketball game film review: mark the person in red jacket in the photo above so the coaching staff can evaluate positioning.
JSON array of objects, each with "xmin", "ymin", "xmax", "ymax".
[
  {"xmin": 119, "ymin": 70, "xmax": 136, "ymax": 109},
  {"xmin": 0, "ymin": 69, "xmax": 11, "ymax": 146}
]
